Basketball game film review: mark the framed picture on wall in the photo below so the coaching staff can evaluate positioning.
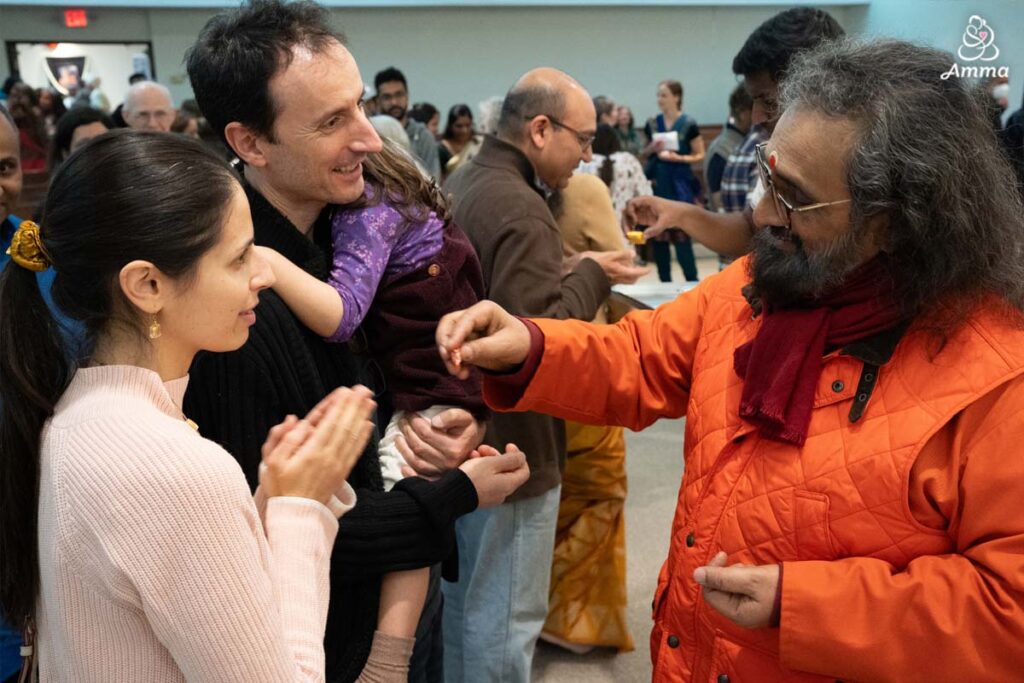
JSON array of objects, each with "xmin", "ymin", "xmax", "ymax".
[
  {"xmin": 44, "ymin": 55, "xmax": 88, "ymax": 95},
  {"xmin": 8, "ymin": 42, "xmax": 154, "ymax": 110}
]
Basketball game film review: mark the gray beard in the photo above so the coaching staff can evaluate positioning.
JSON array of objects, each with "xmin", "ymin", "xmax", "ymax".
[{"xmin": 746, "ymin": 223, "xmax": 869, "ymax": 309}]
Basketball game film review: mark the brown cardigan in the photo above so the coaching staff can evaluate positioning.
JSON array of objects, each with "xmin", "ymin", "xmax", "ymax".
[
  {"xmin": 552, "ymin": 172, "xmax": 626, "ymax": 325},
  {"xmin": 445, "ymin": 135, "xmax": 610, "ymax": 500}
]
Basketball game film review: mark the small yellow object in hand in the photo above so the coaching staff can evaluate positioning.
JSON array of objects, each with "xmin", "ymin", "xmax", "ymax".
[{"xmin": 626, "ymin": 231, "xmax": 647, "ymax": 245}]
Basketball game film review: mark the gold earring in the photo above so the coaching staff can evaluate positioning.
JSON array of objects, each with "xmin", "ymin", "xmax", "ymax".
[{"xmin": 148, "ymin": 317, "xmax": 162, "ymax": 340}]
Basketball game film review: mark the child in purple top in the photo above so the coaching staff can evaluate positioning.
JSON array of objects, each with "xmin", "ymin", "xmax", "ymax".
[
  {"xmin": 325, "ymin": 187, "xmax": 444, "ymax": 344},
  {"xmin": 260, "ymin": 183, "xmax": 487, "ymax": 483},
  {"xmin": 257, "ymin": 176, "xmax": 490, "ymax": 681}
]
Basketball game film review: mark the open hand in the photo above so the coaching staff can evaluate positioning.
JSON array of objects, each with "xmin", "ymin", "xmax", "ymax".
[
  {"xmin": 579, "ymin": 249, "xmax": 650, "ymax": 284},
  {"xmin": 259, "ymin": 386, "xmax": 375, "ymax": 503}
]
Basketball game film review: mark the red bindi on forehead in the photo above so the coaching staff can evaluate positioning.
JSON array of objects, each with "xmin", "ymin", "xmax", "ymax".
[{"xmin": 768, "ymin": 150, "xmax": 779, "ymax": 170}]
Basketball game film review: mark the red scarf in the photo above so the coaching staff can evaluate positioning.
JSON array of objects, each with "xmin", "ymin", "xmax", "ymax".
[{"xmin": 733, "ymin": 257, "xmax": 902, "ymax": 445}]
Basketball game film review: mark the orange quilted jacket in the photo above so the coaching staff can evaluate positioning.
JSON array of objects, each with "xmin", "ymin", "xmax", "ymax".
[{"xmin": 487, "ymin": 259, "xmax": 1024, "ymax": 682}]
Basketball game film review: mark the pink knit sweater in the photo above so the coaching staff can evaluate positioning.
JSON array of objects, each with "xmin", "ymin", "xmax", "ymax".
[{"xmin": 36, "ymin": 365, "xmax": 355, "ymax": 681}]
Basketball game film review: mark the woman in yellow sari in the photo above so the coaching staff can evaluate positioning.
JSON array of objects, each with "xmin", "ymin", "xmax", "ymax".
[{"xmin": 541, "ymin": 172, "xmax": 637, "ymax": 653}]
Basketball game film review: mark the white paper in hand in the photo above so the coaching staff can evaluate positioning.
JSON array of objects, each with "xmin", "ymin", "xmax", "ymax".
[{"xmin": 652, "ymin": 131, "xmax": 680, "ymax": 152}]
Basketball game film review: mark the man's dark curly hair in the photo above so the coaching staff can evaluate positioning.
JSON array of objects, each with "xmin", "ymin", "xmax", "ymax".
[
  {"xmin": 374, "ymin": 67, "xmax": 407, "ymax": 92},
  {"xmin": 186, "ymin": 0, "xmax": 344, "ymax": 146}
]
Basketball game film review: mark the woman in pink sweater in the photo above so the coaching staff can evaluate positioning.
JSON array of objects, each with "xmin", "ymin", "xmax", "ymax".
[{"xmin": 0, "ymin": 130, "xmax": 376, "ymax": 681}]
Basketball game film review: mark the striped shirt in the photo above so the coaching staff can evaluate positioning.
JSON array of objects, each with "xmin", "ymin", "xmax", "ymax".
[
  {"xmin": 720, "ymin": 127, "xmax": 768, "ymax": 214},
  {"xmin": 716, "ymin": 127, "xmax": 768, "ymax": 267}
]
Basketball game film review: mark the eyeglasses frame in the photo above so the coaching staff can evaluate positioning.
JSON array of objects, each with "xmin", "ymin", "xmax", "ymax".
[
  {"xmin": 754, "ymin": 142, "xmax": 851, "ymax": 224},
  {"xmin": 524, "ymin": 114, "xmax": 596, "ymax": 151}
]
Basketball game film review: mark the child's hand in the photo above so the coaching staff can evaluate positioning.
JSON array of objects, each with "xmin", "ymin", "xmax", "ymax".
[{"xmin": 459, "ymin": 444, "xmax": 530, "ymax": 508}]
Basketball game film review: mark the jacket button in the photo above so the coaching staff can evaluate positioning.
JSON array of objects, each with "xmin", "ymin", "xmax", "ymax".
[
  {"xmin": 685, "ymin": 532, "xmax": 695, "ymax": 547},
  {"xmin": 667, "ymin": 635, "xmax": 680, "ymax": 648},
  {"xmin": 831, "ymin": 380, "xmax": 845, "ymax": 392},
  {"xmin": 718, "ymin": 675, "xmax": 730, "ymax": 683},
  {"xmin": 427, "ymin": 263, "xmax": 442, "ymax": 277}
]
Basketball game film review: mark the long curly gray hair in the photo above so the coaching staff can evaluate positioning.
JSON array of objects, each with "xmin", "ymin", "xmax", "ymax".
[{"xmin": 779, "ymin": 38, "xmax": 1024, "ymax": 339}]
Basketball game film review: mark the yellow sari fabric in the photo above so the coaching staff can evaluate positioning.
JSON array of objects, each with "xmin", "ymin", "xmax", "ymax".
[{"xmin": 543, "ymin": 421, "xmax": 634, "ymax": 651}]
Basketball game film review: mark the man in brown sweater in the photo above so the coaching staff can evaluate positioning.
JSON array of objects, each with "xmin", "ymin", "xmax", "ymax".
[{"xmin": 440, "ymin": 67, "xmax": 644, "ymax": 682}]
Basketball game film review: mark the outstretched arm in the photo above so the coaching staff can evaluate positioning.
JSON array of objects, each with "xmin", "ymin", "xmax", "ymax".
[
  {"xmin": 257, "ymin": 246, "xmax": 344, "ymax": 339},
  {"xmin": 437, "ymin": 275, "xmax": 713, "ymax": 431},
  {"xmin": 624, "ymin": 196, "xmax": 754, "ymax": 258}
]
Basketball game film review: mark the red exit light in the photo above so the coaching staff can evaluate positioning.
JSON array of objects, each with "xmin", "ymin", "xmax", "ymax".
[{"xmin": 64, "ymin": 9, "xmax": 88, "ymax": 28}]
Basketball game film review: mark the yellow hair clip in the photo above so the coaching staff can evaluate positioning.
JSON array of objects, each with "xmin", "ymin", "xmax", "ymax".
[{"xmin": 6, "ymin": 221, "xmax": 52, "ymax": 272}]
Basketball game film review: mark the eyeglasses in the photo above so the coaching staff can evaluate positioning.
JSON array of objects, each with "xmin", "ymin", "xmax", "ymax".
[
  {"xmin": 754, "ymin": 142, "xmax": 850, "ymax": 225},
  {"xmin": 527, "ymin": 114, "xmax": 596, "ymax": 151}
]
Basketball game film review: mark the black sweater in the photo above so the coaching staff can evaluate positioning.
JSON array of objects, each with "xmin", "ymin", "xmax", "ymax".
[{"xmin": 184, "ymin": 184, "xmax": 478, "ymax": 682}]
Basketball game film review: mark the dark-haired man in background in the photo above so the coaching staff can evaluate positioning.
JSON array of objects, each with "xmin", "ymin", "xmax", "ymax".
[
  {"xmin": 627, "ymin": 7, "xmax": 844, "ymax": 258},
  {"xmin": 375, "ymin": 66, "xmax": 440, "ymax": 178},
  {"xmin": 705, "ymin": 84, "xmax": 753, "ymax": 269},
  {"xmin": 704, "ymin": 83, "xmax": 752, "ymax": 214}
]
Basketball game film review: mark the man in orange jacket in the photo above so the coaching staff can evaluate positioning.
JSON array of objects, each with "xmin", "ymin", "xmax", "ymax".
[{"xmin": 434, "ymin": 39, "xmax": 1024, "ymax": 682}]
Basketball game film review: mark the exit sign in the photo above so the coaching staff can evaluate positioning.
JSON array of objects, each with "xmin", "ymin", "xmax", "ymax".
[{"xmin": 64, "ymin": 9, "xmax": 88, "ymax": 28}]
